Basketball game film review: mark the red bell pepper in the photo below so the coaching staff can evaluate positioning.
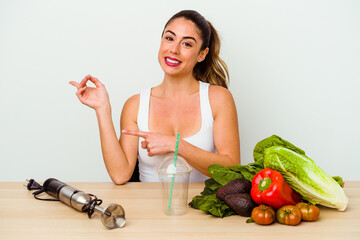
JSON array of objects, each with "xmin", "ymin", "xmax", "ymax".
[{"xmin": 250, "ymin": 168, "xmax": 301, "ymax": 209}]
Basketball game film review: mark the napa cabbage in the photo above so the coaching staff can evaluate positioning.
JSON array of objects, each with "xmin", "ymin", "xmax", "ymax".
[{"xmin": 263, "ymin": 145, "xmax": 348, "ymax": 211}]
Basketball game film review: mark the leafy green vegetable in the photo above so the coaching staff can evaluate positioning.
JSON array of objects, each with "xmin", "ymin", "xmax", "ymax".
[
  {"xmin": 228, "ymin": 160, "xmax": 264, "ymax": 181},
  {"xmin": 189, "ymin": 162, "xmax": 263, "ymax": 217},
  {"xmin": 254, "ymin": 135, "xmax": 306, "ymax": 162},
  {"xmin": 263, "ymin": 146, "xmax": 348, "ymax": 211},
  {"xmin": 189, "ymin": 194, "xmax": 235, "ymax": 217},
  {"xmin": 200, "ymin": 178, "xmax": 222, "ymax": 196},
  {"xmin": 208, "ymin": 165, "xmax": 244, "ymax": 185},
  {"xmin": 253, "ymin": 135, "xmax": 344, "ymax": 188}
]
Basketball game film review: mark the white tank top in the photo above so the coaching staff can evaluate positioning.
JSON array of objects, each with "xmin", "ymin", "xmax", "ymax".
[{"xmin": 137, "ymin": 81, "xmax": 215, "ymax": 182}]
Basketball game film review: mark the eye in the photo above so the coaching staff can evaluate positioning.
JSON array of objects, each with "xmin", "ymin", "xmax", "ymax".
[
  {"xmin": 183, "ymin": 42, "xmax": 192, "ymax": 47},
  {"xmin": 165, "ymin": 36, "xmax": 173, "ymax": 41}
]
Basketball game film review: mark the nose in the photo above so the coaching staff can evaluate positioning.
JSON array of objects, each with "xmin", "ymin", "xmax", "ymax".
[{"xmin": 170, "ymin": 42, "xmax": 180, "ymax": 54}]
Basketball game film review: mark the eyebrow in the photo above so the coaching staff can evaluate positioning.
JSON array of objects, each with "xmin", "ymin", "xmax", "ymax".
[{"xmin": 165, "ymin": 30, "xmax": 197, "ymax": 43}]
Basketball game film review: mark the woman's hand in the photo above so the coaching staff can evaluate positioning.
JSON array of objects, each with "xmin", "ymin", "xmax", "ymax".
[
  {"xmin": 69, "ymin": 75, "xmax": 110, "ymax": 111},
  {"xmin": 122, "ymin": 130, "xmax": 176, "ymax": 156}
]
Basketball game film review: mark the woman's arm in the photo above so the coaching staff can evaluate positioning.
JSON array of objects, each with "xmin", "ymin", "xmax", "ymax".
[
  {"xmin": 70, "ymin": 75, "xmax": 139, "ymax": 184},
  {"xmin": 96, "ymin": 96, "xmax": 139, "ymax": 184}
]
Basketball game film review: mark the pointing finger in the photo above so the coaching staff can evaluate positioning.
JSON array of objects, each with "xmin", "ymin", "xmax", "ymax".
[{"xmin": 122, "ymin": 129, "xmax": 149, "ymax": 139}]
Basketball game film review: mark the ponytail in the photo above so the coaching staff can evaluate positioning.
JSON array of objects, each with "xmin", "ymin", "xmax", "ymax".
[{"xmin": 193, "ymin": 22, "xmax": 229, "ymax": 89}]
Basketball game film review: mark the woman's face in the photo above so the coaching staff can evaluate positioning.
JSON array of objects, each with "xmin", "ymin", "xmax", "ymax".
[{"xmin": 158, "ymin": 17, "xmax": 209, "ymax": 78}]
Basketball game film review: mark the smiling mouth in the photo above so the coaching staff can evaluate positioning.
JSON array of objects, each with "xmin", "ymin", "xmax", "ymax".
[{"xmin": 165, "ymin": 57, "xmax": 182, "ymax": 66}]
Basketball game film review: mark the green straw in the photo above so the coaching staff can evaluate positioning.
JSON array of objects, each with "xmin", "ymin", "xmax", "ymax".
[{"xmin": 168, "ymin": 132, "xmax": 180, "ymax": 213}]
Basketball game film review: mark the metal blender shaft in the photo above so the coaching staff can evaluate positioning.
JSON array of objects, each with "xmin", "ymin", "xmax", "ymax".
[{"xmin": 94, "ymin": 204, "xmax": 126, "ymax": 229}]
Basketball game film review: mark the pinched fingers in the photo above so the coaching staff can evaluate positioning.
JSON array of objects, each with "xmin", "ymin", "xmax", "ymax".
[
  {"xmin": 78, "ymin": 75, "xmax": 92, "ymax": 88},
  {"xmin": 81, "ymin": 74, "xmax": 104, "ymax": 88},
  {"xmin": 69, "ymin": 74, "xmax": 103, "ymax": 90},
  {"xmin": 88, "ymin": 75, "xmax": 104, "ymax": 88}
]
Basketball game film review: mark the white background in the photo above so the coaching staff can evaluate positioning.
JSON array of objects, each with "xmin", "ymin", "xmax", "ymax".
[{"xmin": 1, "ymin": 0, "xmax": 359, "ymax": 182}]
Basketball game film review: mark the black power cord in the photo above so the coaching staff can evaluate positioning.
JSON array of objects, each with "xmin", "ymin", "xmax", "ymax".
[{"xmin": 82, "ymin": 194, "xmax": 103, "ymax": 218}]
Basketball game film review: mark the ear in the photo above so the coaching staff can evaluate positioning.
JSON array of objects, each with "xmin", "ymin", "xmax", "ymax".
[{"xmin": 197, "ymin": 47, "xmax": 209, "ymax": 62}]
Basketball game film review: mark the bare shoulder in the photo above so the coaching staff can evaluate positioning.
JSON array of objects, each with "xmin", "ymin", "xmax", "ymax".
[
  {"xmin": 209, "ymin": 85, "xmax": 234, "ymax": 101},
  {"xmin": 208, "ymin": 85, "xmax": 236, "ymax": 117},
  {"xmin": 121, "ymin": 94, "xmax": 140, "ymax": 123},
  {"xmin": 123, "ymin": 94, "xmax": 140, "ymax": 109}
]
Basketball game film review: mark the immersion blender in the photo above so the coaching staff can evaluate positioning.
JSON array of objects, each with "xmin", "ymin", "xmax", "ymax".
[{"xmin": 28, "ymin": 178, "xmax": 126, "ymax": 229}]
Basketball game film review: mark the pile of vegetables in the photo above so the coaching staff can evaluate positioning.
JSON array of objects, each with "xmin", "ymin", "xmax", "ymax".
[{"xmin": 189, "ymin": 135, "xmax": 349, "ymax": 223}]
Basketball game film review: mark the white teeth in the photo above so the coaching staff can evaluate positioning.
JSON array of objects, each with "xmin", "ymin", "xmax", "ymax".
[{"xmin": 166, "ymin": 58, "xmax": 180, "ymax": 64}]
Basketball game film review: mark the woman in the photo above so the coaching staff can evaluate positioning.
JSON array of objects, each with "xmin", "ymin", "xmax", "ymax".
[{"xmin": 70, "ymin": 10, "xmax": 240, "ymax": 184}]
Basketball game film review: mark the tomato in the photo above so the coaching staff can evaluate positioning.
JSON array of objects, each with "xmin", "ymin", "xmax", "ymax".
[
  {"xmin": 251, "ymin": 204, "xmax": 276, "ymax": 225},
  {"xmin": 276, "ymin": 205, "xmax": 302, "ymax": 226},
  {"xmin": 296, "ymin": 202, "xmax": 320, "ymax": 221}
]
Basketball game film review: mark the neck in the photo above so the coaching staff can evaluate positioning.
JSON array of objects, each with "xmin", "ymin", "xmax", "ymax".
[{"xmin": 156, "ymin": 74, "xmax": 199, "ymax": 98}]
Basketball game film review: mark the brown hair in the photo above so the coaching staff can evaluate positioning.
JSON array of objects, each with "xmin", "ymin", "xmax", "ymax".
[{"xmin": 163, "ymin": 10, "xmax": 229, "ymax": 88}]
